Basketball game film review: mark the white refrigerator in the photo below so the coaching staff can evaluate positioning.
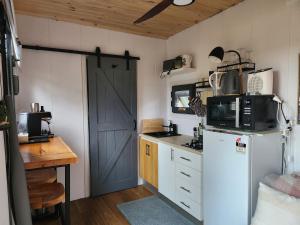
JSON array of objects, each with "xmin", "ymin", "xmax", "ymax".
[{"xmin": 203, "ymin": 129, "xmax": 282, "ymax": 225}]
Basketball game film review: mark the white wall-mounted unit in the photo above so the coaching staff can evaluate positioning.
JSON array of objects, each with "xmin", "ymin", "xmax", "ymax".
[{"xmin": 161, "ymin": 67, "xmax": 196, "ymax": 77}]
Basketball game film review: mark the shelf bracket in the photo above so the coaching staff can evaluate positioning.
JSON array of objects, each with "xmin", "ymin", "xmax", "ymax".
[
  {"xmin": 125, "ymin": 50, "xmax": 130, "ymax": 70},
  {"xmin": 95, "ymin": 47, "xmax": 101, "ymax": 68}
]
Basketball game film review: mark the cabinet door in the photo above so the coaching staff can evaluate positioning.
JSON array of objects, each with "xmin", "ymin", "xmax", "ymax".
[
  {"xmin": 139, "ymin": 138, "xmax": 158, "ymax": 187},
  {"xmin": 140, "ymin": 139, "xmax": 152, "ymax": 183},
  {"xmin": 150, "ymin": 142, "xmax": 158, "ymax": 188},
  {"xmin": 158, "ymin": 143, "xmax": 175, "ymax": 202}
]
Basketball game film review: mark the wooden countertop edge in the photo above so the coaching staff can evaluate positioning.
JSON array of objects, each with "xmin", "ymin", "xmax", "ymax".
[
  {"xmin": 24, "ymin": 157, "xmax": 79, "ymax": 170},
  {"xmin": 139, "ymin": 134, "xmax": 203, "ymax": 156}
]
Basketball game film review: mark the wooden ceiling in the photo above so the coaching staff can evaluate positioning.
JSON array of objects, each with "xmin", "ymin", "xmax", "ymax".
[{"xmin": 14, "ymin": 0, "xmax": 243, "ymax": 39}]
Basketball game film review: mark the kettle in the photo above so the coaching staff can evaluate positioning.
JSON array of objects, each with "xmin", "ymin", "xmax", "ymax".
[
  {"xmin": 209, "ymin": 70, "xmax": 241, "ymax": 96},
  {"xmin": 220, "ymin": 70, "xmax": 241, "ymax": 95},
  {"xmin": 209, "ymin": 72, "xmax": 225, "ymax": 96}
]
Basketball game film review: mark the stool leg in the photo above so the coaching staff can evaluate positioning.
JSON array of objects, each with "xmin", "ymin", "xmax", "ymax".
[
  {"xmin": 58, "ymin": 204, "xmax": 65, "ymax": 225},
  {"xmin": 55, "ymin": 205, "xmax": 60, "ymax": 218}
]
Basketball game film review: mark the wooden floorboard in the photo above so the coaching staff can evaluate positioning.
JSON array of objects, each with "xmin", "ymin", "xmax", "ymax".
[{"xmin": 33, "ymin": 185, "xmax": 153, "ymax": 225}]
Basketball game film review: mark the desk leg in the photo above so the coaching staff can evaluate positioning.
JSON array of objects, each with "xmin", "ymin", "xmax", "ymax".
[{"xmin": 65, "ymin": 165, "xmax": 70, "ymax": 225}]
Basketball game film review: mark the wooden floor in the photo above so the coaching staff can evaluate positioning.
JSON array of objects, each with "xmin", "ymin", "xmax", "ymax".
[{"xmin": 34, "ymin": 185, "xmax": 153, "ymax": 225}]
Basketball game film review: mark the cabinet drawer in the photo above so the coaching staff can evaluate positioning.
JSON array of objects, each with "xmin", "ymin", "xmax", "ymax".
[
  {"xmin": 174, "ymin": 149, "xmax": 202, "ymax": 171},
  {"xmin": 175, "ymin": 190, "xmax": 202, "ymax": 221},
  {"xmin": 176, "ymin": 163, "xmax": 202, "ymax": 187},
  {"xmin": 176, "ymin": 179, "xmax": 201, "ymax": 204}
]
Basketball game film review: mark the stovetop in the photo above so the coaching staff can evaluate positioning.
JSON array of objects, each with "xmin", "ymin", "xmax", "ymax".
[{"xmin": 182, "ymin": 139, "xmax": 203, "ymax": 151}]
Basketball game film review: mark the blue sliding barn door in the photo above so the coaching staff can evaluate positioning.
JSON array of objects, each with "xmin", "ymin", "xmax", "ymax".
[{"xmin": 87, "ymin": 56, "xmax": 137, "ymax": 197}]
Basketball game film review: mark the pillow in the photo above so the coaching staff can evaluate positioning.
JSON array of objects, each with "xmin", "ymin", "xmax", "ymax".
[
  {"xmin": 251, "ymin": 182, "xmax": 300, "ymax": 225},
  {"xmin": 263, "ymin": 173, "xmax": 300, "ymax": 198}
]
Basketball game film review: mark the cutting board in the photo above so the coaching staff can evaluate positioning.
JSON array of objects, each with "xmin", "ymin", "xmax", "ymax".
[{"xmin": 141, "ymin": 119, "xmax": 165, "ymax": 134}]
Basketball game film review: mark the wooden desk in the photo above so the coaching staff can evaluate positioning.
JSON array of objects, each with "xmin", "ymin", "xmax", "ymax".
[{"xmin": 19, "ymin": 136, "xmax": 78, "ymax": 225}]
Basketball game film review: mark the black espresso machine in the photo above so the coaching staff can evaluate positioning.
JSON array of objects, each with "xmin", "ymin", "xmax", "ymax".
[{"xmin": 18, "ymin": 112, "xmax": 54, "ymax": 143}]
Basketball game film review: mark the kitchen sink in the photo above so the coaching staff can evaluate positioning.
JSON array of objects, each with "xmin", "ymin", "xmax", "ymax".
[{"xmin": 145, "ymin": 131, "xmax": 181, "ymax": 138}]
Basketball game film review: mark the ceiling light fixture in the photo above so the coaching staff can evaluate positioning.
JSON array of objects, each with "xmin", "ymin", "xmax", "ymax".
[{"xmin": 172, "ymin": 0, "xmax": 195, "ymax": 6}]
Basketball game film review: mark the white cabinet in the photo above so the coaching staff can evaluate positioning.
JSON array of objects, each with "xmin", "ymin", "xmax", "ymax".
[
  {"xmin": 158, "ymin": 143, "xmax": 176, "ymax": 202},
  {"xmin": 158, "ymin": 143, "xmax": 203, "ymax": 221},
  {"xmin": 174, "ymin": 149, "xmax": 202, "ymax": 171}
]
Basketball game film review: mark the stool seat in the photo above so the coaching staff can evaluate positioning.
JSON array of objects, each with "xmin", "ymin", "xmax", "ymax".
[
  {"xmin": 26, "ymin": 168, "xmax": 57, "ymax": 187},
  {"xmin": 28, "ymin": 183, "xmax": 65, "ymax": 210}
]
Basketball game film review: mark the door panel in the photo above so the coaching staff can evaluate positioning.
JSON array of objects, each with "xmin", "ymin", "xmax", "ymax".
[
  {"xmin": 151, "ymin": 142, "xmax": 158, "ymax": 188},
  {"xmin": 144, "ymin": 142, "xmax": 152, "ymax": 184},
  {"xmin": 139, "ymin": 138, "xmax": 158, "ymax": 187},
  {"xmin": 158, "ymin": 143, "xmax": 175, "ymax": 202},
  {"xmin": 87, "ymin": 56, "xmax": 137, "ymax": 197}
]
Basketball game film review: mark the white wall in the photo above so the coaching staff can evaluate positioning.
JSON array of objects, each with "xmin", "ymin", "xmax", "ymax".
[
  {"xmin": 0, "ymin": 132, "xmax": 10, "ymax": 225},
  {"xmin": 166, "ymin": 0, "xmax": 300, "ymax": 172},
  {"xmin": 15, "ymin": 15, "xmax": 167, "ymax": 200}
]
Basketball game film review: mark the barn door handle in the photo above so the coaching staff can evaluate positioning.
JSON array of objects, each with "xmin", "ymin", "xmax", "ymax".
[{"xmin": 133, "ymin": 119, "xmax": 137, "ymax": 131}]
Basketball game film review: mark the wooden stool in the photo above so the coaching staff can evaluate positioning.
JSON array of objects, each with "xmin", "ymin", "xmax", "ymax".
[
  {"xmin": 28, "ymin": 183, "xmax": 65, "ymax": 224},
  {"xmin": 26, "ymin": 168, "xmax": 57, "ymax": 188}
]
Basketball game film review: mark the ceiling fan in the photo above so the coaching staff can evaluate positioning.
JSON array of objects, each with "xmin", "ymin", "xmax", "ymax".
[{"xmin": 134, "ymin": 0, "xmax": 195, "ymax": 24}]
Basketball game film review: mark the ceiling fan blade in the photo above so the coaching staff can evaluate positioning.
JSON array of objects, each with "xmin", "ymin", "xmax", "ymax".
[{"xmin": 134, "ymin": 0, "xmax": 172, "ymax": 24}]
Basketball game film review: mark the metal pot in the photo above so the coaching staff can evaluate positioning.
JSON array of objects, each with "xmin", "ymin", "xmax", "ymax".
[{"xmin": 220, "ymin": 70, "xmax": 241, "ymax": 95}]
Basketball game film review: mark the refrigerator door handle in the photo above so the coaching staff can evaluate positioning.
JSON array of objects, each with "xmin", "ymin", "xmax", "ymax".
[
  {"xmin": 235, "ymin": 97, "xmax": 240, "ymax": 128},
  {"xmin": 171, "ymin": 148, "xmax": 174, "ymax": 161}
]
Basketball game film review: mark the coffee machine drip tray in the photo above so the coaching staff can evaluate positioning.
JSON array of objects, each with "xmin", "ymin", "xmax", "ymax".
[{"xmin": 29, "ymin": 135, "xmax": 50, "ymax": 143}]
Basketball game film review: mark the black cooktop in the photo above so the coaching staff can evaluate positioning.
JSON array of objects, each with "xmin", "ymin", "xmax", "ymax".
[{"xmin": 182, "ymin": 139, "xmax": 203, "ymax": 151}]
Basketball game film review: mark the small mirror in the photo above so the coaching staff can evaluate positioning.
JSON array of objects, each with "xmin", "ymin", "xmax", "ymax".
[
  {"xmin": 171, "ymin": 84, "xmax": 195, "ymax": 114},
  {"xmin": 174, "ymin": 90, "xmax": 190, "ymax": 108}
]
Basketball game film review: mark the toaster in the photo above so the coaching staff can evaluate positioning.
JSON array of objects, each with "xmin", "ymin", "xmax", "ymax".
[{"xmin": 247, "ymin": 68, "xmax": 273, "ymax": 95}]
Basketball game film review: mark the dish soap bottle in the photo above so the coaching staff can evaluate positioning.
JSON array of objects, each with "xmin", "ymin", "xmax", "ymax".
[{"xmin": 198, "ymin": 122, "xmax": 204, "ymax": 143}]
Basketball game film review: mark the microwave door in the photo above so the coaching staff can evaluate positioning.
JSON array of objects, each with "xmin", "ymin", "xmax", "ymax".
[{"xmin": 207, "ymin": 98, "xmax": 238, "ymax": 128}]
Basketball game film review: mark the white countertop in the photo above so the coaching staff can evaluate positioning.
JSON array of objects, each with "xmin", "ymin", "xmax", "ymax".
[{"xmin": 139, "ymin": 134, "xmax": 203, "ymax": 155}]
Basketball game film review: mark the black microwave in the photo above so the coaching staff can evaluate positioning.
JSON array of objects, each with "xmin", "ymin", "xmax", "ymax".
[{"xmin": 207, "ymin": 95, "xmax": 277, "ymax": 131}]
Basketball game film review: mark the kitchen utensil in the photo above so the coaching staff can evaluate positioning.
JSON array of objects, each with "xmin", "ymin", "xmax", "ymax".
[
  {"xmin": 189, "ymin": 92, "xmax": 206, "ymax": 117},
  {"xmin": 209, "ymin": 72, "xmax": 225, "ymax": 96}
]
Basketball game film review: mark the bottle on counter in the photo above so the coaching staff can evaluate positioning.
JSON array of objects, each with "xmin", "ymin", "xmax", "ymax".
[
  {"xmin": 193, "ymin": 127, "xmax": 199, "ymax": 140},
  {"xmin": 198, "ymin": 122, "xmax": 204, "ymax": 143}
]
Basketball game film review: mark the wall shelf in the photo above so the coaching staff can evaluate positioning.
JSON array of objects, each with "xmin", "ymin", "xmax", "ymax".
[{"xmin": 161, "ymin": 67, "xmax": 196, "ymax": 77}]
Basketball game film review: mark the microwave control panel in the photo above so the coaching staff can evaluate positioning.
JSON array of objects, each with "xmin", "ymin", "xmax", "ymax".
[{"xmin": 241, "ymin": 98, "xmax": 254, "ymax": 129}]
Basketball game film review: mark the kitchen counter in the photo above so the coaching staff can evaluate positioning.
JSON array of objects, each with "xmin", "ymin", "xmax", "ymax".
[{"xmin": 139, "ymin": 134, "xmax": 202, "ymax": 155}]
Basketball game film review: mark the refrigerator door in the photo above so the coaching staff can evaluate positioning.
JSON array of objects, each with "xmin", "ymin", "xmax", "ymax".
[{"xmin": 203, "ymin": 130, "xmax": 250, "ymax": 225}]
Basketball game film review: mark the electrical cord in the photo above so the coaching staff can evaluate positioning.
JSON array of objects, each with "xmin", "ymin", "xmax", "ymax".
[{"xmin": 280, "ymin": 102, "xmax": 289, "ymax": 124}]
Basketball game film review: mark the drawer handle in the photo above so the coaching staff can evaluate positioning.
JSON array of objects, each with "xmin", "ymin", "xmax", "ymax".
[
  {"xmin": 180, "ymin": 156, "xmax": 191, "ymax": 162},
  {"xmin": 171, "ymin": 148, "xmax": 174, "ymax": 161},
  {"xmin": 180, "ymin": 201, "xmax": 190, "ymax": 209},
  {"xmin": 180, "ymin": 186, "xmax": 191, "ymax": 193},
  {"xmin": 146, "ymin": 144, "xmax": 150, "ymax": 156},
  {"xmin": 180, "ymin": 171, "xmax": 191, "ymax": 178}
]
